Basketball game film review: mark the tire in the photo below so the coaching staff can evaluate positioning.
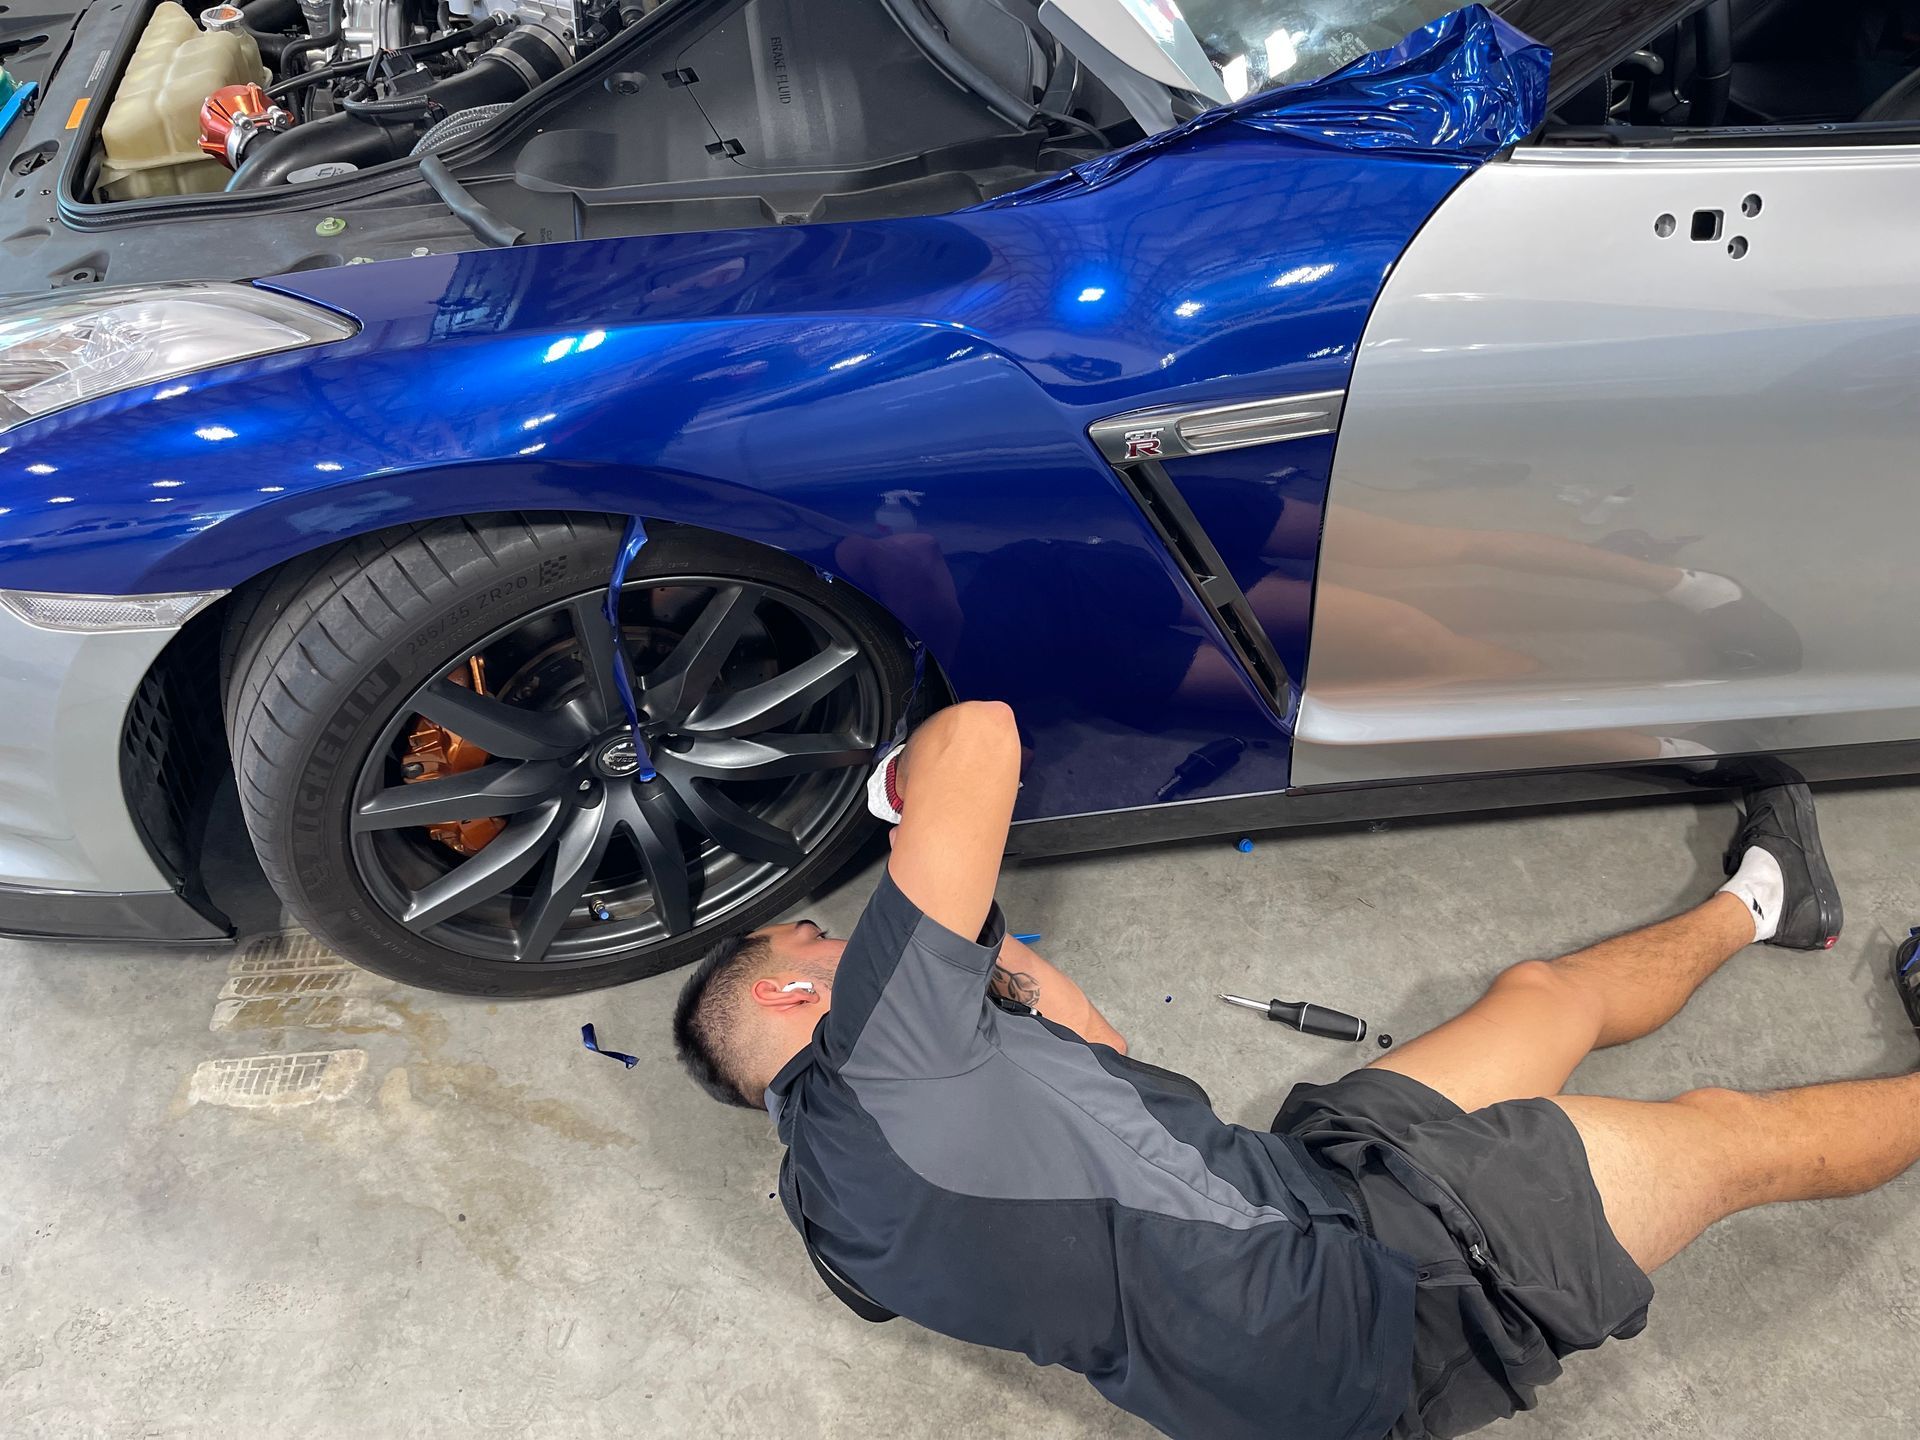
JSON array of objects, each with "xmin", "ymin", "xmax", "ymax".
[{"xmin": 227, "ymin": 513, "xmax": 913, "ymax": 996}]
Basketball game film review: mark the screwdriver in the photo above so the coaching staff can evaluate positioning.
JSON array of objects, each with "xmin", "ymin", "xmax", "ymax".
[{"xmin": 1218, "ymin": 993, "xmax": 1368, "ymax": 1042}]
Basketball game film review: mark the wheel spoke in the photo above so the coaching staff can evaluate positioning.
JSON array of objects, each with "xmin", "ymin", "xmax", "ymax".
[
  {"xmin": 640, "ymin": 584, "xmax": 762, "ymax": 727},
  {"xmin": 515, "ymin": 800, "xmax": 615, "ymax": 963},
  {"xmin": 659, "ymin": 731, "xmax": 870, "ymax": 783},
  {"xmin": 353, "ymin": 761, "xmax": 567, "ymax": 832},
  {"xmin": 682, "ymin": 644, "xmax": 861, "ymax": 738},
  {"xmin": 401, "ymin": 799, "xmax": 566, "ymax": 930},
  {"xmin": 569, "ymin": 594, "xmax": 628, "ymax": 729},
  {"xmin": 662, "ymin": 776, "xmax": 806, "ymax": 868},
  {"xmin": 607, "ymin": 784, "xmax": 695, "ymax": 936},
  {"xmin": 414, "ymin": 679, "xmax": 591, "ymax": 760}
]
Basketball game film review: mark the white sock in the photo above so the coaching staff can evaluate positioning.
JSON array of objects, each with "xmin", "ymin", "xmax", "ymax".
[
  {"xmin": 1719, "ymin": 846, "xmax": 1785, "ymax": 942},
  {"xmin": 1664, "ymin": 569, "xmax": 1743, "ymax": 614}
]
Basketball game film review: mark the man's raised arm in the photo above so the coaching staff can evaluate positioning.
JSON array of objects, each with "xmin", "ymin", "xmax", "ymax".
[{"xmin": 885, "ymin": 701, "xmax": 1021, "ymax": 940}]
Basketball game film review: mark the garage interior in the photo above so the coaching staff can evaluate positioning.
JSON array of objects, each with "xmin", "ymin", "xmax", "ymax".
[
  {"xmin": 6, "ymin": 0, "xmax": 1920, "ymax": 1435},
  {"xmin": 5, "ymin": 786, "xmax": 1916, "ymax": 1436}
]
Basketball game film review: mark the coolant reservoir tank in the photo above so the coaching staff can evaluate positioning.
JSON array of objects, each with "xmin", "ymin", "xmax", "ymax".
[{"xmin": 98, "ymin": 2, "xmax": 268, "ymax": 200}]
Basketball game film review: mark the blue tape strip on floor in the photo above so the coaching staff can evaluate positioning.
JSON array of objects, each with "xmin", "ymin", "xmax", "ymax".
[{"xmin": 581, "ymin": 1023, "xmax": 639, "ymax": 1068}]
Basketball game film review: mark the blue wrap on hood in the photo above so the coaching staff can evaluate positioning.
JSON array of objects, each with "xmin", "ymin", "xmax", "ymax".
[{"xmin": 981, "ymin": 4, "xmax": 1550, "ymax": 206}]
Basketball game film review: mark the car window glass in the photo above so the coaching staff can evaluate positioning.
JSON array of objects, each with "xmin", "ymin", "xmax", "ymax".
[
  {"xmin": 1176, "ymin": 0, "xmax": 1462, "ymax": 98},
  {"xmin": 1551, "ymin": 0, "xmax": 1920, "ymax": 135}
]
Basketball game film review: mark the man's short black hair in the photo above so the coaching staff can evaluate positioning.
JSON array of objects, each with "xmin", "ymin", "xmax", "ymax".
[{"xmin": 673, "ymin": 930, "xmax": 776, "ymax": 1109}]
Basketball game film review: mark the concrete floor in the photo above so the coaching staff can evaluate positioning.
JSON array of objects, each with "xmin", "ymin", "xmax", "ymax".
[{"xmin": 5, "ymin": 784, "xmax": 1920, "ymax": 1438}]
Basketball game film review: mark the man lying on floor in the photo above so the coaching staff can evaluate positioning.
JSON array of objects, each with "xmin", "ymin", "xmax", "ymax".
[{"xmin": 672, "ymin": 700, "xmax": 1898, "ymax": 1440}]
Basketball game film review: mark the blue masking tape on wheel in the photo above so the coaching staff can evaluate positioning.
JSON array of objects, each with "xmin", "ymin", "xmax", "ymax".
[
  {"xmin": 603, "ymin": 516, "xmax": 658, "ymax": 781},
  {"xmin": 876, "ymin": 640, "xmax": 926, "ymax": 759}
]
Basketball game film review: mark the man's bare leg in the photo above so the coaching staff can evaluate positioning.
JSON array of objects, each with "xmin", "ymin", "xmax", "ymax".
[
  {"xmin": 1556, "ymin": 1076, "xmax": 1920, "ymax": 1273},
  {"xmin": 1369, "ymin": 892, "xmax": 1756, "ymax": 1113},
  {"xmin": 1374, "ymin": 891, "xmax": 1920, "ymax": 1279},
  {"xmin": 1371, "ymin": 783, "xmax": 1839, "ymax": 1113},
  {"xmin": 1366, "ymin": 782, "xmax": 1885, "ymax": 1279}
]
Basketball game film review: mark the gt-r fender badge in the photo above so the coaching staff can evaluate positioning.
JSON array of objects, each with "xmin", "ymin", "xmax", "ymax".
[{"xmin": 1124, "ymin": 428, "xmax": 1165, "ymax": 460}]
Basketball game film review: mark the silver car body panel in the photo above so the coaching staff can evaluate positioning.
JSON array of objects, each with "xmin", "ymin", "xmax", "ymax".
[
  {"xmin": 1294, "ymin": 142, "xmax": 1920, "ymax": 786},
  {"xmin": 0, "ymin": 603, "xmax": 176, "ymax": 891}
]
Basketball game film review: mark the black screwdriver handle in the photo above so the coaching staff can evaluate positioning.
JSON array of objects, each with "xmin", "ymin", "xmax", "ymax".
[{"xmin": 1270, "ymin": 1001, "xmax": 1367, "ymax": 1043}]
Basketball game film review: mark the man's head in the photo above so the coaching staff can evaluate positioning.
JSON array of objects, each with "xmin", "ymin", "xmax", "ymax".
[{"xmin": 672, "ymin": 919, "xmax": 848, "ymax": 1109}]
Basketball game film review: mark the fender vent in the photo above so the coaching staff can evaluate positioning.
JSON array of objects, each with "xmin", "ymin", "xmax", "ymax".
[
  {"xmin": 1106, "ymin": 457, "xmax": 1291, "ymax": 711},
  {"xmin": 120, "ymin": 610, "xmax": 225, "ymax": 885},
  {"xmin": 1089, "ymin": 389, "xmax": 1346, "ymax": 718}
]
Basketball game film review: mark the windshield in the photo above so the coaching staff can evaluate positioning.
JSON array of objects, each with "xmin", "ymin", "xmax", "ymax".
[{"xmin": 1175, "ymin": 1, "xmax": 1465, "ymax": 99}]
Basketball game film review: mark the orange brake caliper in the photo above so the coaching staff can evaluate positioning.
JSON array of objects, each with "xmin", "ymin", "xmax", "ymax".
[{"xmin": 403, "ymin": 656, "xmax": 505, "ymax": 855}]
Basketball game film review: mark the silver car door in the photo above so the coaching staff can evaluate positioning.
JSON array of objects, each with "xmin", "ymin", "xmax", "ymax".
[{"xmin": 1292, "ymin": 141, "xmax": 1920, "ymax": 786}]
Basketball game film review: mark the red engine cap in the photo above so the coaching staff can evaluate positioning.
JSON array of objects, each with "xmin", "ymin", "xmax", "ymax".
[{"xmin": 199, "ymin": 83, "xmax": 293, "ymax": 169}]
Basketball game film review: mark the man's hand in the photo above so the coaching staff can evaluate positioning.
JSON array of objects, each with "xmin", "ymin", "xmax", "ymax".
[{"xmin": 886, "ymin": 702, "xmax": 1020, "ymax": 943}]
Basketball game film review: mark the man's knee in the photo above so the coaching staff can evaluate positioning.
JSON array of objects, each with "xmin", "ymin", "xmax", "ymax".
[
  {"xmin": 1670, "ymin": 1086, "xmax": 1752, "ymax": 1123},
  {"xmin": 1670, "ymin": 1086, "xmax": 1777, "ymax": 1147},
  {"xmin": 1669, "ymin": 1088, "xmax": 1787, "ymax": 1203},
  {"xmin": 1489, "ymin": 958, "xmax": 1586, "ymax": 1008},
  {"xmin": 1484, "ymin": 959, "xmax": 1607, "ymax": 1040}
]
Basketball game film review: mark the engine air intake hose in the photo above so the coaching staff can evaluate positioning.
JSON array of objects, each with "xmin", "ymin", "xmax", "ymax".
[
  {"xmin": 411, "ymin": 102, "xmax": 514, "ymax": 155},
  {"xmin": 227, "ymin": 25, "xmax": 568, "ymax": 190},
  {"xmin": 240, "ymin": 0, "xmax": 303, "ymax": 51},
  {"xmin": 278, "ymin": 28, "xmax": 343, "ymax": 80},
  {"xmin": 239, "ymin": 0, "xmax": 303, "ymax": 24}
]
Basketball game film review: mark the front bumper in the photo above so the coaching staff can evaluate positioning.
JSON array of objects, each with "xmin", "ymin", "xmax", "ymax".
[{"xmin": 0, "ymin": 603, "xmax": 230, "ymax": 943}]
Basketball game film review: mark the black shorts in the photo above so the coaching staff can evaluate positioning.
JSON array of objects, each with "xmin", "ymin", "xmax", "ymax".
[{"xmin": 1273, "ymin": 1069, "xmax": 1655, "ymax": 1439}]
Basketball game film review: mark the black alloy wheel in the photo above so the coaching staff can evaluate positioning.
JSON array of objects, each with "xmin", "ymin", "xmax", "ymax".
[
  {"xmin": 227, "ymin": 516, "xmax": 914, "ymax": 996},
  {"xmin": 351, "ymin": 577, "xmax": 881, "ymax": 964}
]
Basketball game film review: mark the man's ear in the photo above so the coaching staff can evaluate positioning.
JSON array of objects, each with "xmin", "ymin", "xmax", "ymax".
[{"xmin": 749, "ymin": 977, "xmax": 819, "ymax": 1011}]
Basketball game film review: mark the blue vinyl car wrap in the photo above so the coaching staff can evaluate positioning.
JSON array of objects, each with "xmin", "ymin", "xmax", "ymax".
[{"xmin": 0, "ymin": 8, "xmax": 1546, "ymax": 824}]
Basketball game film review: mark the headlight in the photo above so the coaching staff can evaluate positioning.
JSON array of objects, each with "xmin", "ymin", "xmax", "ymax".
[{"xmin": 0, "ymin": 282, "xmax": 357, "ymax": 432}]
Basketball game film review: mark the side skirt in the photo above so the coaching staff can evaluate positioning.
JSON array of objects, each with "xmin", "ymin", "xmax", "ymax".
[{"xmin": 1004, "ymin": 738, "xmax": 1920, "ymax": 859}]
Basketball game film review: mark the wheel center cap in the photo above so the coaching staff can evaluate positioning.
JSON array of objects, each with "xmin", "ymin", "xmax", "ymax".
[{"xmin": 594, "ymin": 735, "xmax": 644, "ymax": 778}]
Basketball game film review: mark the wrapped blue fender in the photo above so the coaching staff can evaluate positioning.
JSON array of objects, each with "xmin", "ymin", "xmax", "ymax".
[
  {"xmin": 1239, "ymin": 3, "xmax": 1551, "ymax": 157},
  {"xmin": 982, "ymin": 4, "xmax": 1550, "ymax": 206}
]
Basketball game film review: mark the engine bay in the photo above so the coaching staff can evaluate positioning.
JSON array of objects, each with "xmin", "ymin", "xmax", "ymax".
[
  {"xmin": 90, "ymin": 0, "xmax": 630, "ymax": 196},
  {"xmin": 72, "ymin": 0, "xmax": 1136, "ymax": 220}
]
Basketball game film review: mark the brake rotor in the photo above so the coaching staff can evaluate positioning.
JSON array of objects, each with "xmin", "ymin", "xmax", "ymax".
[{"xmin": 402, "ymin": 656, "xmax": 504, "ymax": 856}]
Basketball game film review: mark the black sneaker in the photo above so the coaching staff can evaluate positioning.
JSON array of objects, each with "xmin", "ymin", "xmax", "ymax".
[
  {"xmin": 1893, "ymin": 930, "xmax": 1920, "ymax": 1040},
  {"xmin": 1724, "ymin": 783, "xmax": 1843, "ymax": 951}
]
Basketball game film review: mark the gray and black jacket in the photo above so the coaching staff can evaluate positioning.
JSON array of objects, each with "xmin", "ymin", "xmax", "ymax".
[{"xmin": 767, "ymin": 870, "xmax": 1416, "ymax": 1440}]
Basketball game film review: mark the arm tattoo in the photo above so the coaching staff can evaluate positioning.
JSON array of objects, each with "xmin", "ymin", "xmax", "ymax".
[{"xmin": 990, "ymin": 964, "xmax": 1040, "ymax": 1007}]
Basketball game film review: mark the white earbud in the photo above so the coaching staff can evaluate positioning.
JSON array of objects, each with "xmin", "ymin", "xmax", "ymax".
[{"xmin": 779, "ymin": 980, "xmax": 816, "ymax": 994}]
